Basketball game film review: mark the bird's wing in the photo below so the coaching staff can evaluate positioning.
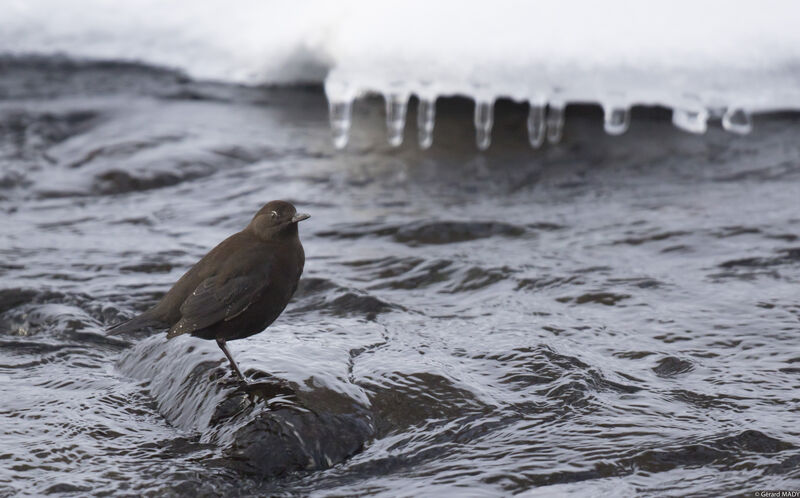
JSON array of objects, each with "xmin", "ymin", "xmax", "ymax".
[
  {"xmin": 107, "ymin": 310, "xmax": 164, "ymax": 335},
  {"xmin": 167, "ymin": 270, "xmax": 269, "ymax": 339}
]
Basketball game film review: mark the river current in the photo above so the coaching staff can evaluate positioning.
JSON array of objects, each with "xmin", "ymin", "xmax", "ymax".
[{"xmin": 1, "ymin": 58, "xmax": 799, "ymax": 497}]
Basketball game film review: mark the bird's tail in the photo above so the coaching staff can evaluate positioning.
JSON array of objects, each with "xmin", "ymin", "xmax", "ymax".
[{"xmin": 107, "ymin": 311, "xmax": 164, "ymax": 336}]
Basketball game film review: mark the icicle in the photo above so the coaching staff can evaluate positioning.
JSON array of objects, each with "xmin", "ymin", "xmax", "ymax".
[
  {"xmin": 474, "ymin": 99, "xmax": 494, "ymax": 150},
  {"xmin": 603, "ymin": 105, "xmax": 630, "ymax": 135},
  {"xmin": 546, "ymin": 102, "xmax": 565, "ymax": 144},
  {"xmin": 384, "ymin": 92, "xmax": 409, "ymax": 147},
  {"xmin": 527, "ymin": 101, "xmax": 546, "ymax": 148},
  {"xmin": 417, "ymin": 97, "xmax": 436, "ymax": 149},
  {"xmin": 672, "ymin": 108, "xmax": 709, "ymax": 134},
  {"xmin": 328, "ymin": 100, "xmax": 353, "ymax": 149},
  {"xmin": 721, "ymin": 108, "xmax": 753, "ymax": 135},
  {"xmin": 325, "ymin": 78, "xmax": 355, "ymax": 149}
]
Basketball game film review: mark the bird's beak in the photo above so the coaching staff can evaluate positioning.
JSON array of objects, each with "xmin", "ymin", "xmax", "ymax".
[{"xmin": 291, "ymin": 213, "xmax": 310, "ymax": 223}]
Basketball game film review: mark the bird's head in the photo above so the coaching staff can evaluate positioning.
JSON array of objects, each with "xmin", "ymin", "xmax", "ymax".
[{"xmin": 248, "ymin": 200, "xmax": 309, "ymax": 240}]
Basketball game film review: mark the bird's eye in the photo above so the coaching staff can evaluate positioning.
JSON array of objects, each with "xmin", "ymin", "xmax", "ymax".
[{"xmin": 270, "ymin": 210, "xmax": 278, "ymax": 220}]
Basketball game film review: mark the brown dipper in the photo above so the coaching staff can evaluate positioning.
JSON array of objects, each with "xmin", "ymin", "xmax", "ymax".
[{"xmin": 109, "ymin": 200, "xmax": 309, "ymax": 381}]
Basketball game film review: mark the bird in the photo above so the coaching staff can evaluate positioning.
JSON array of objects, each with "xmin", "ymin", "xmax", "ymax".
[{"xmin": 109, "ymin": 200, "xmax": 309, "ymax": 382}]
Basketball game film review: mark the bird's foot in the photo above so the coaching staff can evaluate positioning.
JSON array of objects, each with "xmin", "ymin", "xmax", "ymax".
[
  {"xmin": 232, "ymin": 369, "xmax": 248, "ymax": 384},
  {"xmin": 236, "ymin": 380, "xmax": 297, "ymax": 407}
]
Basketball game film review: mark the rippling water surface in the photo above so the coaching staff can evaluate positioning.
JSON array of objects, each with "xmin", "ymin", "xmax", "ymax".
[{"xmin": 1, "ymin": 59, "xmax": 800, "ymax": 497}]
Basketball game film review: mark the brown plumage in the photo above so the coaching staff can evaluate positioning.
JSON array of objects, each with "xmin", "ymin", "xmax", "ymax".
[{"xmin": 109, "ymin": 200, "xmax": 309, "ymax": 381}]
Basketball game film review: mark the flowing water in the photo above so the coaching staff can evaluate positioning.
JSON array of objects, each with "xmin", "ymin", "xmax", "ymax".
[{"xmin": 1, "ymin": 58, "xmax": 800, "ymax": 497}]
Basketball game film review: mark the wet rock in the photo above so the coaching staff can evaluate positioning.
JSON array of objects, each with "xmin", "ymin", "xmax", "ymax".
[
  {"xmin": 614, "ymin": 231, "xmax": 689, "ymax": 246},
  {"xmin": 715, "ymin": 429, "xmax": 794, "ymax": 454},
  {"xmin": 0, "ymin": 288, "xmax": 38, "ymax": 314},
  {"xmin": 719, "ymin": 247, "xmax": 800, "ymax": 269},
  {"xmin": 43, "ymin": 483, "xmax": 92, "ymax": 494},
  {"xmin": 556, "ymin": 292, "xmax": 631, "ymax": 306},
  {"xmin": 119, "ymin": 262, "xmax": 175, "ymax": 274},
  {"xmin": 317, "ymin": 220, "xmax": 526, "ymax": 245},
  {"xmin": 117, "ymin": 336, "xmax": 376, "ymax": 478},
  {"xmin": 227, "ymin": 397, "xmax": 373, "ymax": 476},
  {"xmin": 328, "ymin": 293, "xmax": 396, "ymax": 319},
  {"xmin": 652, "ymin": 356, "xmax": 694, "ymax": 377},
  {"xmin": 92, "ymin": 169, "xmax": 188, "ymax": 195},
  {"xmin": 392, "ymin": 221, "xmax": 526, "ymax": 245},
  {"xmin": 622, "ymin": 430, "xmax": 794, "ymax": 474}
]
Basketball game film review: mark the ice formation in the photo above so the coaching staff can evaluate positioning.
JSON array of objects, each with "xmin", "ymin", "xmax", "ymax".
[
  {"xmin": 3, "ymin": 0, "xmax": 799, "ymax": 149},
  {"xmin": 323, "ymin": 1, "xmax": 800, "ymax": 149}
]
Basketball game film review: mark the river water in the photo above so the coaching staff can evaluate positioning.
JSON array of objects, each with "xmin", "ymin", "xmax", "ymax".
[{"xmin": 1, "ymin": 58, "xmax": 799, "ymax": 497}]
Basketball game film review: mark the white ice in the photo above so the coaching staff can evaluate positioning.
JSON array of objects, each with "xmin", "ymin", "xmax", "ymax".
[{"xmin": 3, "ymin": 0, "xmax": 799, "ymax": 148}]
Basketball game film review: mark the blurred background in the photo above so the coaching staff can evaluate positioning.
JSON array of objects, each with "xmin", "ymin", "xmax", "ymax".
[{"xmin": 5, "ymin": 0, "xmax": 800, "ymax": 147}]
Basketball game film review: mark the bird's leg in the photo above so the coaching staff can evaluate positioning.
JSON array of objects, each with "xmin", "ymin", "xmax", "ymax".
[{"xmin": 216, "ymin": 338, "xmax": 247, "ymax": 383}]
